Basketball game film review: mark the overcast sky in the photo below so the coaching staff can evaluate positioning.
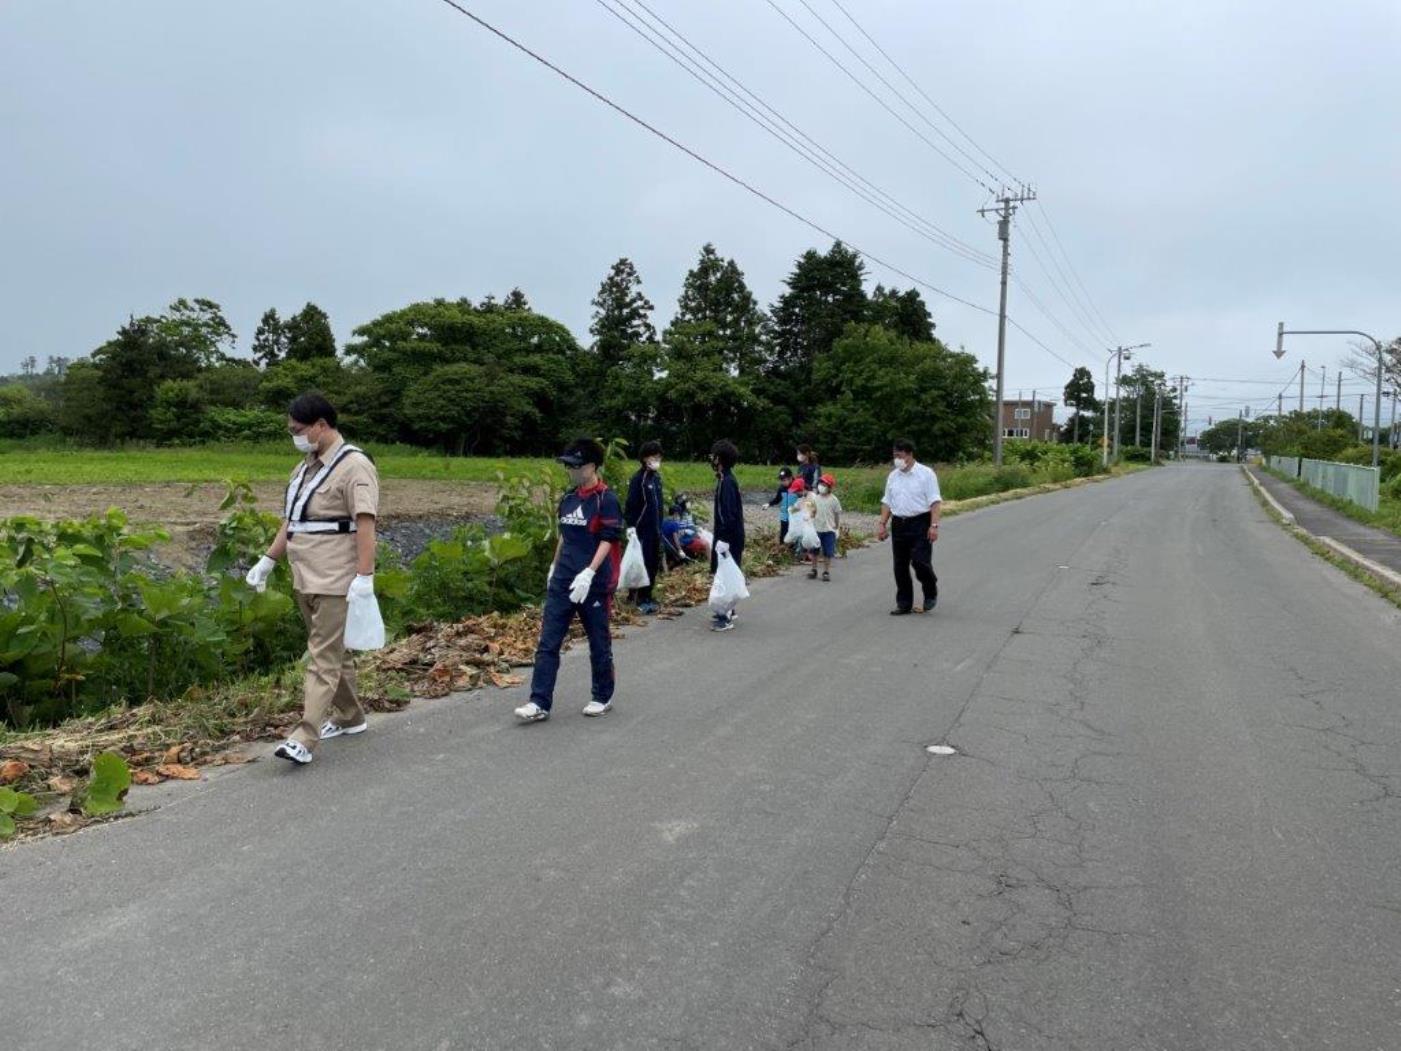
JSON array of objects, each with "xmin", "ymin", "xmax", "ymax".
[{"xmin": 3, "ymin": 0, "xmax": 1398, "ymax": 431}]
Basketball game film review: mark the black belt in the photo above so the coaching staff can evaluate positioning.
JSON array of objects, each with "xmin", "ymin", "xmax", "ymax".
[{"xmin": 891, "ymin": 512, "xmax": 931, "ymax": 523}]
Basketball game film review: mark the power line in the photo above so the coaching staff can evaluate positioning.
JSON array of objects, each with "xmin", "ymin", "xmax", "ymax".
[
  {"xmin": 430, "ymin": 0, "xmax": 1088, "ymax": 377},
  {"xmin": 759, "ymin": 0, "xmax": 995, "ymax": 191},
  {"xmin": 1032, "ymin": 201, "xmax": 1120, "ymax": 346},
  {"xmin": 430, "ymin": 0, "xmax": 999, "ymax": 315},
  {"xmin": 824, "ymin": 0, "xmax": 1022, "ymax": 188},
  {"xmin": 1017, "ymin": 209, "xmax": 1115, "ymax": 349},
  {"xmin": 789, "ymin": 0, "xmax": 1004, "ymax": 188},
  {"xmin": 593, "ymin": 0, "xmax": 998, "ymax": 270}
]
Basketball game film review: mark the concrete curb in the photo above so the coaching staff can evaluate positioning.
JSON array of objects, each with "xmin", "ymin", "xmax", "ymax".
[
  {"xmin": 1315, "ymin": 535, "xmax": 1401, "ymax": 590},
  {"xmin": 1241, "ymin": 465, "xmax": 1295, "ymax": 525}
]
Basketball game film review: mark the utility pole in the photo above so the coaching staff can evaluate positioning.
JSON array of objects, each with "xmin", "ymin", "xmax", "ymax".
[
  {"xmin": 1335, "ymin": 370, "xmax": 1342, "ymax": 413},
  {"xmin": 1154, "ymin": 386, "xmax": 1165, "ymax": 459},
  {"xmin": 1277, "ymin": 392, "xmax": 1283, "ymax": 418},
  {"xmin": 1299, "ymin": 360, "xmax": 1306, "ymax": 414},
  {"xmin": 1358, "ymin": 394, "xmax": 1365, "ymax": 441},
  {"xmin": 979, "ymin": 185, "xmax": 1036, "ymax": 467},
  {"xmin": 1317, "ymin": 366, "xmax": 1326, "ymax": 429},
  {"xmin": 1236, "ymin": 409, "xmax": 1245, "ymax": 463},
  {"xmin": 1135, "ymin": 388, "xmax": 1143, "ymax": 447}
]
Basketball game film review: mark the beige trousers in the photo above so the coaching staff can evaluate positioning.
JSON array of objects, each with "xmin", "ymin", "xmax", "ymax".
[{"xmin": 292, "ymin": 592, "xmax": 365, "ymax": 749}]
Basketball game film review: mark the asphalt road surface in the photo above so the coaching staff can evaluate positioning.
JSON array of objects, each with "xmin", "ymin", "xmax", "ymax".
[{"xmin": 5, "ymin": 464, "xmax": 1399, "ymax": 1050}]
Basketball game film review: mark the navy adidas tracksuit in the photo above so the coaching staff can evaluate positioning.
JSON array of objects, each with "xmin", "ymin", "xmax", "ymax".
[{"xmin": 529, "ymin": 481, "xmax": 623, "ymax": 711}]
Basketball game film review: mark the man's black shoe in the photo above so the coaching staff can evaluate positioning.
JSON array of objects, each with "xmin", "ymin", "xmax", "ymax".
[
  {"xmin": 890, "ymin": 607, "xmax": 913, "ymax": 616},
  {"xmin": 922, "ymin": 596, "xmax": 938, "ymax": 612}
]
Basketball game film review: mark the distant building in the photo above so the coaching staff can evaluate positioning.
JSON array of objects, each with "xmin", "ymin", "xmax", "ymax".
[{"xmin": 999, "ymin": 398, "xmax": 1058, "ymax": 442}]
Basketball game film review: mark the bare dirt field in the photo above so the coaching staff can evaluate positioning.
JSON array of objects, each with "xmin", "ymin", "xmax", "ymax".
[{"xmin": 0, "ymin": 480, "xmax": 499, "ymax": 570}]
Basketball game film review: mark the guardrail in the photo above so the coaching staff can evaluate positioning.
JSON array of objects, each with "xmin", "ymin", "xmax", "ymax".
[{"xmin": 1264, "ymin": 454, "xmax": 1379, "ymax": 512}]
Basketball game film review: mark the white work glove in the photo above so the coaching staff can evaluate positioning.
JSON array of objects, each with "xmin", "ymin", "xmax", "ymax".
[
  {"xmin": 715, "ymin": 540, "xmax": 730, "ymax": 557},
  {"xmin": 245, "ymin": 556, "xmax": 276, "ymax": 593},
  {"xmin": 347, "ymin": 574, "xmax": 375, "ymax": 600},
  {"xmin": 569, "ymin": 567, "xmax": 595, "ymax": 604},
  {"xmin": 627, "ymin": 526, "xmax": 638, "ymax": 542}
]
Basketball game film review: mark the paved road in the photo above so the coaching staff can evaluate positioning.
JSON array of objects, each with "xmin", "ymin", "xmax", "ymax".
[{"xmin": 4, "ymin": 464, "xmax": 1399, "ymax": 1050}]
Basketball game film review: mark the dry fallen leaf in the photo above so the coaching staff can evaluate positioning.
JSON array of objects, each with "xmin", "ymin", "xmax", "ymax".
[
  {"xmin": 48, "ymin": 812, "xmax": 84, "ymax": 832},
  {"xmin": 131, "ymin": 769, "xmax": 163, "ymax": 785},
  {"xmin": 48, "ymin": 774, "xmax": 78, "ymax": 794},
  {"xmin": 154, "ymin": 764, "xmax": 202, "ymax": 781},
  {"xmin": 0, "ymin": 759, "xmax": 29, "ymax": 784},
  {"xmin": 207, "ymin": 753, "xmax": 256, "ymax": 767},
  {"xmin": 162, "ymin": 744, "xmax": 185, "ymax": 764}
]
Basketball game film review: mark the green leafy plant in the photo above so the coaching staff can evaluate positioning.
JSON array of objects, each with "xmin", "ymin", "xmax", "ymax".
[
  {"xmin": 0, "ymin": 785, "xmax": 40, "ymax": 839},
  {"xmin": 76, "ymin": 751, "xmax": 131, "ymax": 817}
]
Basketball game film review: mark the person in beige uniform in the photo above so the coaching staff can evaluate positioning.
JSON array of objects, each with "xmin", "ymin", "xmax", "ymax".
[{"xmin": 245, "ymin": 393, "xmax": 379, "ymax": 766}]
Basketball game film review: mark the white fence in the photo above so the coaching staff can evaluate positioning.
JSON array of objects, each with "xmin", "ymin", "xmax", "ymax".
[{"xmin": 1265, "ymin": 455, "xmax": 1379, "ymax": 512}]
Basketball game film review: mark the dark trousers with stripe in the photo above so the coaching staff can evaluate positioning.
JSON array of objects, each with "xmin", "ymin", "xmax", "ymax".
[
  {"xmin": 529, "ymin": 590, "xmax": 615, "ymax": 710},
  {"xmin": 891, "ymin": 513, "xmax": 938, "ymax": 610}
]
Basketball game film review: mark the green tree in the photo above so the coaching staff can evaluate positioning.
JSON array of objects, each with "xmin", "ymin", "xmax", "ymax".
[
  {"xmin": 149, "ymin": 379, "xmax": 204, "ymax": 443},
  {"xmin": 348, "ymin": 298, "xmax": 583, "ymax": 449},
  {"xmin": 283, "ymin": 303, "xmax": 337, "ymax": 362},
  {"xmin": 0, "ymin": 384, "xmax": 56, "ymax": 437},
  {"xmin": 764, "ymin": 242, "xmax": 868, "ymax": 448},
  {"xmin": 589, "ymin": 258, "xmax": 656, "ymax": 369},
  {"xmin": 151, "ymin": 298, "xmax": 236, "ymax": 368},
  {"xmin": 502, "ymin": 288, "xmax": 532, "ymax": 312},
  {"xmin": 1063, "ymin": 366, "xmax": 1098, "ymax": 444},
  {"xmin": 56, "ymin": 361, "xmax": 111, "ymax": 440},
  {"xmin": 868, "ymin": 285, "xmax": 934, "ymax": 342},
  {"xmin": 403, "ymin": 362, "xmax": 544, "ymax": 454},
  {"xmin": 653, "ymin": 321, "xmax": 760, "ymax": 458},
  {"xmin": 674, "ymin": 244, "xmax": 764, "ymax": 376},
  {"xmin": 810, "ymin": 324, "xmax": 990, "ymax": 463},
  {"xmin": 251, "ymin": 308, "xmax": 287, "ymax": 367}
]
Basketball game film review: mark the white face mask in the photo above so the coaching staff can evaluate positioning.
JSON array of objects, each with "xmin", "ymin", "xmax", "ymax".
[
  {"xmin": 293, "ymin": 434, "xmax": 316, "ymax": 454},
  {"xmin": 797, "ymin": 454, "xmax": 807, "ymax": 464},
  {"xmin": 817, "ymin": 484, "xmax": 830, "ymax": 495},
  {"xmin": 893, "ymin": 457, "xmax": 905, "ymax": 471},
  {"xmin": 645, "ymin": 458, "xmax": 661, "ymax": 471}
]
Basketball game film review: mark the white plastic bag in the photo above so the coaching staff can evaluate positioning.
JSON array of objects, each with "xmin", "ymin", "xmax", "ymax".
[
  {"xmin": 708, "ymin": 545, "xmax": 750, "ymax": 616},
  {"xmin": 799, "ymin": 515, "xmax": 821, "ymax": 551},
  {"xmin": 344, "ymin": 592, "xmax": 386, "ymax": 651},
  {"xmin": 619, "ymin": 527, "xmax": 651, "ymax": 590}
]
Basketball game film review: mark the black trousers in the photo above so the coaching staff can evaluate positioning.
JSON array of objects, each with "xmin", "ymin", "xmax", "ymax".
[{"xmin": 891, "ymin": 513, "xmax": 938, "ymax": 610}]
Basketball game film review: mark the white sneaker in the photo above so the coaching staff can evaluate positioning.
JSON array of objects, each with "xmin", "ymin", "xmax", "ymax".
[
  {"xmin": 582, "ymin": 700, "xmax": 612, "ymax": 717},
  {"xmin": 319, "ymin": 719, "xmax": 368, "ymax": 740},
  {"xmin": 514, "ymin": 702, "xmax": 550, "ymax": 723},
  {"xmin": 274, "ymin": 739, "xmax": 313, "ymax": 765}
]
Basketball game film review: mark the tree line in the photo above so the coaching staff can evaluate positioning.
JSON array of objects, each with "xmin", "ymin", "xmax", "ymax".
[{"xmin": 0, "ymin": 243, "xmax": 1003, "ymax": 463}]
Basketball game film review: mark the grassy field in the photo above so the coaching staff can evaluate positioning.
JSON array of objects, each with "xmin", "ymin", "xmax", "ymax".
[{"xmin": 0, "ymin": 442, "xmax": 892, "ymax": 502}]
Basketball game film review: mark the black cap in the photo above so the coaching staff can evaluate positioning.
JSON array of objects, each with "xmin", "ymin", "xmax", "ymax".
[
  {"xmin": 778, "ymin": 467, "xmax": 793, "ymax": 479},
  {"xmin": 557, "ymin": 438, "xmax": 605, "ymax": 468}
]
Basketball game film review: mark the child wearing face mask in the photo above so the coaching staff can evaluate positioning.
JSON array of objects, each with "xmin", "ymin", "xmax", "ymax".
[
  {"xmin": 514, "ymin": 438, "xmax": 623, "ymax": 723},
  {"xmin": 808, "ymin": 474, "xmax": 842, "ymax": 582},
  {"xmin": 624, "ymin": 440, "xmax": 665, "ymax": 614}
]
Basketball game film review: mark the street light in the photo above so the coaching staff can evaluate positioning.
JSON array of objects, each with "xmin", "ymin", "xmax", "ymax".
[
  {"xmin": 1275, "ymin": 322, "xmax": 1385, "ymax": 468},
  {"xmin": 1103, "ymin": 343, "xmax": 1151, "ymax": 466}
]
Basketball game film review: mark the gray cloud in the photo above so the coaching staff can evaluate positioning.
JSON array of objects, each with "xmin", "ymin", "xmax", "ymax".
[{"xmin": 2, "ymin": 0, "xmax": 1397, "ymax": 428}]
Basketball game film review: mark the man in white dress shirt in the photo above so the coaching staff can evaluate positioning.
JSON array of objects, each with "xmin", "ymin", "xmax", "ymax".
[{"xmin": 875, "ymin": 438, "xmax": 941, "ymax": 615}]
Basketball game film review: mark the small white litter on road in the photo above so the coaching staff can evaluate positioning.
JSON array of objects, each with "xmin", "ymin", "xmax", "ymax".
[{"xmin": 925, "ymin": 744, "xmax": 957, "ymax": 756}]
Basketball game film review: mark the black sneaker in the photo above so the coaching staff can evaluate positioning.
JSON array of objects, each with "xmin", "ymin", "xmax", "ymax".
[
  {"xmin": 922, "ymin": 596, "xmax": 938, "ymax": 612},
  {"xmin": 890, "ymin": 607, "xmax": 913, "ymax": 616}
]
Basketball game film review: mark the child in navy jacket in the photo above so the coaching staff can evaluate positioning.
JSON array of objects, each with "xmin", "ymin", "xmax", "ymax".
[
  {"xmin": 516, "ymin": 439, "xmax": 623, "ymax": 723},
  {"xmin": 709, "ymin": 439, "xmax": 745, "ymax": 632}
]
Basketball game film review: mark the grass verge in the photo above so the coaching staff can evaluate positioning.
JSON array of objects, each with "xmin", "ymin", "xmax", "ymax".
[{"xmin": 1259, "ymin": 466, "xmax": 1401, "ymax": 538}]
